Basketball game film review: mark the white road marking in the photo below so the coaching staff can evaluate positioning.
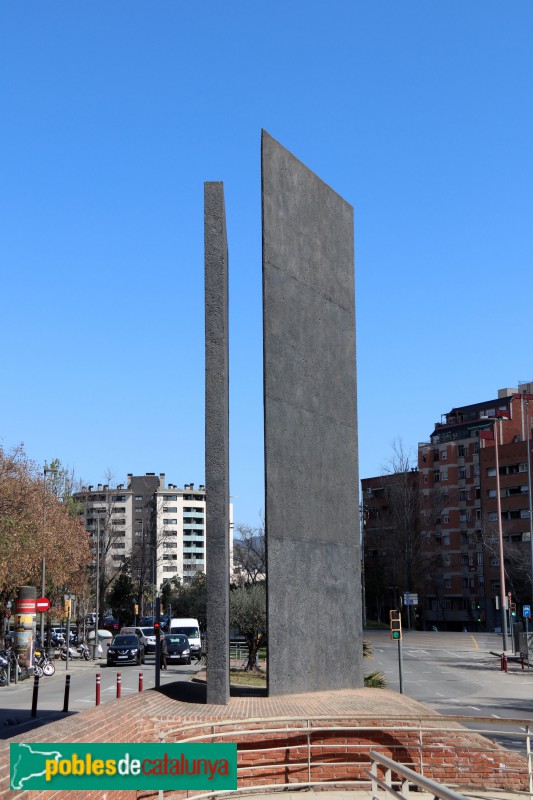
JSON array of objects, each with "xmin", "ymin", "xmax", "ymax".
[{"xmin": 491, "ymin": 714, "xmax": 501, "ymax": 718}]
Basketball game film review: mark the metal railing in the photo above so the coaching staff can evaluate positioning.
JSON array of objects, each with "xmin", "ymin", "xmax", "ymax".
[
  {"xmin": 158, "ymin": 714, "xmax": 533, "ymax": 799},
  {"xmin": 366, "ymin": 749, "xmax": 469, "ymax": 800}
]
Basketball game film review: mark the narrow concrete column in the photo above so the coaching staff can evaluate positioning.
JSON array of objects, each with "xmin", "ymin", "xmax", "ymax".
[{"xmin": 205, "ymin": 181, "xmax": 230, "ymax": 705}]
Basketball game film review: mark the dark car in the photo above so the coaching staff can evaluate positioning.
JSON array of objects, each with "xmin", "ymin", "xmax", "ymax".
[
  {"xmin": 107, "ymin": 634, "xmax": 145, "ymax": 666},
  {"xmin": 165, "ymin": 634, "xmax": 191, "ymax": 664},
  {"xmin": 103, "ymin": 617, "xmax": 120, "ymax": 632}
]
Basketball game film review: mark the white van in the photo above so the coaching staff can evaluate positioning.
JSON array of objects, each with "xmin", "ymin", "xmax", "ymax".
[{"xmin": 169, "ymin": 618, "xmax": 201, "ymax": 657}]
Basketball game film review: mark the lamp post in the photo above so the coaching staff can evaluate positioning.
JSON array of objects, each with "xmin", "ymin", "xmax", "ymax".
[
  {"xmin": 492, "ymin": 418, "xmax": 509, "ymax": 651},
  {"xmin": 526, "ymin": 400, "xmax": 533, "ymax": 609},
  {"xmin": 94, "ymin": 512, "xmax": 101, "ymax": 660},
  {"xmin": 41, "ymin": 466, "xmax": 58, "ymax": 645}
]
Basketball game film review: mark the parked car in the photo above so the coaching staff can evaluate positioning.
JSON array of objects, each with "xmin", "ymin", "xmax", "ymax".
[
  {"xmin": 87, "ymin": 628, "xmax": 113, "ymax": 641},
  {"xmin": 106, "ymin": 634, "xmax": 145, "ymax": 666},
  {"xmin": 135, "ymin": 627, "xmax": 156, "ymax": 653},
  {"xmin": 164, "ymin": 634, "xmax": 191, "ymax": 665},
  {"xmin": 103, "ymin": 617, "xmax": 120, "ymax": 632},
  {"xmin": 120, "ymin": 626, "xmax": 157, "ymax": 653}
]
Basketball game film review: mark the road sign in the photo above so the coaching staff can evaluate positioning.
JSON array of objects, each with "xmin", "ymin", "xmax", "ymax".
[
  {"xmin": 403, "ymin": 593, "xmax": 418, "ymax": 606},
  {"xmin": 523, "ymin": 605, "xmax": 531, "ymax": 618},
  {"xmin": 35, "ymin": 597, "xmax": 50, "ymax": 613}
]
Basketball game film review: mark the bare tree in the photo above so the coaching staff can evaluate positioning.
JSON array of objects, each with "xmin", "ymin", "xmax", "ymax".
[{"xmin": 233, "ymin": 520, "xmax": 266, "ymax": 586}]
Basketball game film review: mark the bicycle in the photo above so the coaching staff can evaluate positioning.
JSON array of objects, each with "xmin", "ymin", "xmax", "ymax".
[{"xmin": 33, "ymin": 649, "xmax": 55, "ymax": 677}]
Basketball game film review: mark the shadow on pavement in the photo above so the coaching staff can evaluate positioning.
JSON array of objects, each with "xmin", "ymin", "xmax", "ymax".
[{"xmin": 0, "ymin": 709, "xmax": 77, "ymax": 740}]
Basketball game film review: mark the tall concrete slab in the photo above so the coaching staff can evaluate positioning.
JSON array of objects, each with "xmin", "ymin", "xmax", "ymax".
[
  {"xmin": 205, "ymin": 181, "xmax": 230, "ymax": 705},
  {"xmin": 262, "ymin": 130, "xmax": 362, "ymax": 695}
]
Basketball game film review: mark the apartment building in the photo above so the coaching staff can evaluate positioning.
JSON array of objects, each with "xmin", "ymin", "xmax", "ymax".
[
  {"xmin": 76, "ymin": 473, "xmax": 234, "ymax": 596},
  {"xmin": 419, "ymin": 385, "xmax": 533, "ymax": 630},
  {"xmin": 362, "ymin": 384, "xmax": 533, "ymax": 631}
]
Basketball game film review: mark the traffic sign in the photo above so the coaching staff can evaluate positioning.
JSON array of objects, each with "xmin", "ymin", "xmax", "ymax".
[
  {"xmin": 36, "ymin": 597, "xmax": 50, "ymax": 613},
  {"xmin": 523, "ymin": 605, "xmax": 531, "ymax": 618}
]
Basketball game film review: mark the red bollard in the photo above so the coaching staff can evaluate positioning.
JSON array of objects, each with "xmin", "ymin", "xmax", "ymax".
[
  {"xmin": 521, "ymin": 652, "xmax": 525, "ymax": 670},
  {"xmin": 501, "ymin": 653, "xmax": 508, "ymax": 672},
  {"xmin": 96, "ymin": 672, "xmax": 101, "ymax": 706},
  {"xmin": 139, "ymin": 672, "xmax": 144, "ymax": 692},
  {"xmin": 117, "ymin": 672, "xmax": 122, "ymax": 699}
]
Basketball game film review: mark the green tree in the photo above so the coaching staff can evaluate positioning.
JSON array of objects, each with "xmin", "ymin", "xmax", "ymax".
[
  {"xmin": 163, "ymin": 573, "xmax": 207, "ymax": 627},
  {"xmin": 230, "ymin": 582, "xmax": 266, "ymax": 670},
  {"xmin": 108, "ymin": 572, "xmax": 136, "ymax": 626}
]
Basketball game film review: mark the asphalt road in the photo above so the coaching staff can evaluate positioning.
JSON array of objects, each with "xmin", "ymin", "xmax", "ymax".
[
  {"xmin": 365, "ymin": 629, "xmax": 533, "ymax": 752},
  {"xmin": 0, "ymin": 649, "xmax": 203, "ymax": 739}
]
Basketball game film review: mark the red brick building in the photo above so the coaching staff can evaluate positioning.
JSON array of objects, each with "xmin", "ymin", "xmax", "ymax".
[{"xmin": 362, "ymin": 384, "xmax": 533, "ymax": 631}]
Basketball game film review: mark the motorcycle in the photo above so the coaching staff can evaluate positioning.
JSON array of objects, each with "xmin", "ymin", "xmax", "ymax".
[{"xmin": 60, "ymin": 643, "xmax": 90, "ymax": 661}]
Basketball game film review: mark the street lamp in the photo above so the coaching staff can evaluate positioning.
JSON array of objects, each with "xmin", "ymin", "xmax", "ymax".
[
  {"xmin": 482, "ymin": 416, "xmax": 509, "ymax": 651},
  {"xmin": 525, "ymin": 400, "xmax": 533, "ymax": 608},
  {"xmin": 41, "ymin": 466, "xmax": 58, "ymax": 645}
]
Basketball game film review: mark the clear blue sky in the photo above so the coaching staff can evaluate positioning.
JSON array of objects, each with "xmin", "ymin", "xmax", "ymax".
[{"xmin": 2, "ymin": 2, "xmax": 532, "ymax": 527}]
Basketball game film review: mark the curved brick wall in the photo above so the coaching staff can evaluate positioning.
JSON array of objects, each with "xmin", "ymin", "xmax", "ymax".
[{"xmin": 0, "ymin": 686, "xmax": 528, "ymax": 799}]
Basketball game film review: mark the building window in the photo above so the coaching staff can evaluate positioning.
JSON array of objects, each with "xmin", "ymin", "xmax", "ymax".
[
  {"xmin": 443, "ymin": 514, "xmax": 449, "ymax": 524},
  {"xmin": 441, "ymin": 450, "xmax": 448, "ymax": 460},
  {"xmin": 135, "ymin": 496, "xmax": 143, "ymax": 501},
  {"xmin": 458, "ymin": 468, "xmax": 466, "ymax": 479},
  {"xmin": 478, "ymin": 576, "xmax": 485, "ymax": 588},
  {"xmin": 443, "ymin": 533, "xmax": 450, "ymax": 546},
  {"xmin": 164, "ymin": 507, "xmax": 178, "ymax": 513},
  {"xmin": 135, "ymin": 507, "xmax": 142, "ymax": 512},
  {"xmin": 491, "ymin": 581, "xmax": 500, "ymax": 590},
  {"xmin": 477, "ymin": 552, "xmax": 483, "ymax": 566},
  {"xmin": 164, "ymin": 519, "xmax": 178, "ymax": 525},
  {"xmin": 441, "ymin": 470, "xmax": 448, "ymax": 481},
  {"xmin": 433, "ymin": 471, "xmax": 440, "ymax": 483},
  {"xmin": 458, "ymin": 445, "xmax": 465, "ymax": 457}
]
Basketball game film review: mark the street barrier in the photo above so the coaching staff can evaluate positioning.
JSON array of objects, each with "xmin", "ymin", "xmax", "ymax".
[
  {"xmin": 116, "ymin": 671, "xmax": 122, "ymax": 699},
  {"xmin": 95, "ymin": 672, "xmax": 101, "ymax": 706},
  {"xmin": 30, "ymin": 674, "xmax": 39, "ymax": 718},
  {"xmin": 139, "ymin": 671, "xmax": 143, "ymax": 692},
  {"xmin": 62, "ymin": 674, "xmax": 71, "ymax": 712}
]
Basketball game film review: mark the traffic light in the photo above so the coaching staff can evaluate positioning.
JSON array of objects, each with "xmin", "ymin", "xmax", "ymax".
[
  {"xmin": 510, "ymin": 603, "xmax": 517, "ymax": 617},
  {"xmin": 154, "ymin": 621, "xmax": 161, "ymax": 637},
  {"xmin": 390, "ymin": 610, "xmax": 402, "ymax": 640},
  {"xmin": 64, "ymin": 598, "xmax": 71, "ymax": 616},
  {"xmin": 134, "ymin": 604, "xmax": 139, "ymax": 615}
]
